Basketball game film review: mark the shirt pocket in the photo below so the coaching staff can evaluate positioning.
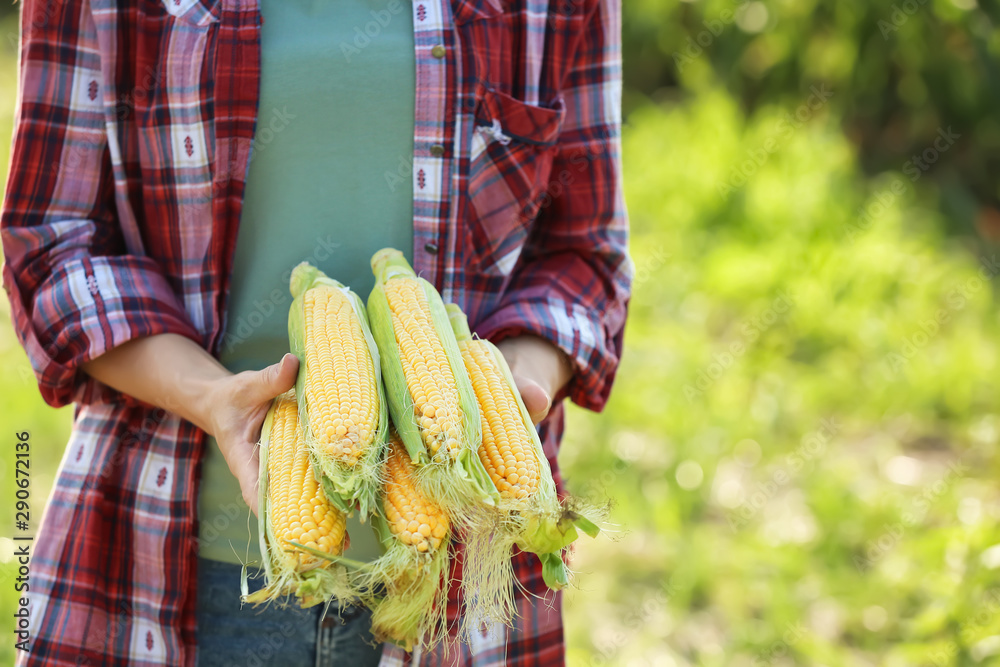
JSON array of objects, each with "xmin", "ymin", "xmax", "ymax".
[
  {"xmin": 451, "ymin": 0, "xmax": 504, "ymax": 24},
  {"xmin": 158, "ymin": 0, "xmax": 221, "ymax": 25},
  {"xmin": 466, "ymin": 83, "xmax": 565, "ymax": 277}
]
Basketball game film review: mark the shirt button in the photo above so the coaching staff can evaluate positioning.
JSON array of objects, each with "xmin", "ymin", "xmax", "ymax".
[
  {"xmin": 430, "ymin": 144, "xmax": 445, "ymax": 157},
  {"xmin": 424, "ymin": 242, "xmax": 440, "ymax": 255},
  {"xmin": 431, "ymin": 44, "xmax": 446, "ymax": 58}
]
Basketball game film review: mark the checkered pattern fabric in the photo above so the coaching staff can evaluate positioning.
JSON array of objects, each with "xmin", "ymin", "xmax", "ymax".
[{"xmin": 1, "ymin": 0, "xmax": 630, "ymax": 664}]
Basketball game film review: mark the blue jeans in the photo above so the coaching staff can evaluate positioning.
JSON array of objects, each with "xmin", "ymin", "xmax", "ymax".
[{"xmin": 195, "ymin": 556, "xmax": 384, "ymax": 666}]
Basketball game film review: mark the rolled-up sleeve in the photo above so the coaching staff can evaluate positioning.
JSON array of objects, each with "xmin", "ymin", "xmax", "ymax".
[
  {"xmin": 1, "ymin": 0, "xmax": 200, "ymax": 408},
  {"xmin": 476, "ymin": 0, "xmax": 632, "ymax": 412}
]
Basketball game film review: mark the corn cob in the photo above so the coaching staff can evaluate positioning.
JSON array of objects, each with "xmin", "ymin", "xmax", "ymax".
[
  {"xmin": 287, "ymin": 430, "xmax": 454, "ymax": 650},
  {"xmin": 464, "ymin": 336, "xmax": 542, "ymax": 501},
  {"xmin": 446, "ymin": 303, "xmax": 603, "ymax": 628},
  {"xmin": 366, "ymin": 248, "xmax": 497, "ymax": 515},
  {"xmin": 242, "ymin": 390, "xmax": 355, "ymax": 608},
  {"xmin": 383, "ymin": 438, "xmax": 450, "ymax": 554},
  {"xmin": 360, "ymin": 432, "xmax": 453, "ymax": 651},
  {"xmin": 288, "ymin": 262, "xmax": 387, "ymax": 517}
]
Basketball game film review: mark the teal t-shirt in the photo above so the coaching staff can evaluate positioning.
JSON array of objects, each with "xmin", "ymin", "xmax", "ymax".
[{"xmin": 198, "ymin": 0, "xmax": 414, "ymax": 565}]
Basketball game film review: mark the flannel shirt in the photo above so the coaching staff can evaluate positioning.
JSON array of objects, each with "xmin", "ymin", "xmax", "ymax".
[{"xmin": 0, "ymin": 0, "xmax": 631, "ymax": 663}]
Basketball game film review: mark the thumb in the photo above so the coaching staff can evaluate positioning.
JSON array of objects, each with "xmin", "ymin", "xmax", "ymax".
[
  {"xmin": 513, "ymin": 374, "xmax": 552, "ymax": 425},
  {"xmin": 250, "ymin": 353, "xmax": 299, "ymax": 402}
]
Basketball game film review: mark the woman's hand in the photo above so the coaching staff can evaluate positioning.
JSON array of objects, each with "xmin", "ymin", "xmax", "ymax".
[
  {"xmin": 80, "ymin": 334, "xmax": 298, "ymax": 516},
  {"xmin": 495, "ymin": 335, "xmax": 573, "ymax": 424},
  {"xmin": 204, "ymin": 353, "xmax": 299, "ymax": 515}
]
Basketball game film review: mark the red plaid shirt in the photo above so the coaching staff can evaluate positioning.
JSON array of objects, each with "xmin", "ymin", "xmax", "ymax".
[{"xmin": 1, "ymin": 0, "xmax": 630, "ymax": 664}]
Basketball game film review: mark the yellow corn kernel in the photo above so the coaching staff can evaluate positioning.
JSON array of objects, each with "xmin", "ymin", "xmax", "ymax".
[
  {"xmin": 382, "ymin": 278, "xmax": 464, "ymax": 457},
  {"xmin": 303, "ymin": 285, "xmax": 379, "ymax": 463},
  {"xmin": 458, "ymin": 340, "xmax": 541, "ymax": 499},
  {"xmin": 268, "ymin": 393, "xmax": 347, "ymax": 568},
  {"xmin": 383, "ymin": 437, "xmax": 449, "ymax": 552}
]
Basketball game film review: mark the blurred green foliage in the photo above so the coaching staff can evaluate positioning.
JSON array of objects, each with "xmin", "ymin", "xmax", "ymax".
[
  {"xmin": 3, "ymin": 2, "xmax": 1000, "ymax": 666},
  {"xmin": 561, "ymin": 86, "xmax": 1000, "ymax": 666},
  {"xmin": 622, "ymin": 0, "xmax": 1000, "ymax": 239}
]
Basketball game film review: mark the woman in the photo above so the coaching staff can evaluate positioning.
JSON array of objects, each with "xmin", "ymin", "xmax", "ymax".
[{"xmin": 1, "ymin": 0, "xmax": 631, "ymax": 664}]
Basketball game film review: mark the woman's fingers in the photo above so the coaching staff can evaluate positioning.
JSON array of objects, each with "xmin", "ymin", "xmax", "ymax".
[
  {"xmin": 512, "ymin": 373, "xmax": 553, "ymax": 425},
  {"xmin": 240, "ymin": 447, "xmax": 260, "ymax": 516},
  {"xmin": 213, "ymin": 354, "xmax": 299, "ymax": 517},
  {"xmin": 237, "ymin": 355, "xmax": 297, "ymax": 514},
  {"xmin": 222, "ymin": 436, "xmax": 261, "ymax": 516},
  {"xmin": 251, "ymin": 353, "xmax": 299, "ymax": 402},
  {"xmin": 495, "ymin": 335, "xmax": 572, "ymax": 424}
]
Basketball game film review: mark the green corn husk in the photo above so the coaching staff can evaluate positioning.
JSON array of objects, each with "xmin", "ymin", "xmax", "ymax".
[
  {"xmin": 446, "ymin": 303, "xmax": 606, "ymax": 633},
  {"xmin": 290, "ymin": 432, "xmax": 453, "ymax": 652},
  {"xmin": 366, "ymin": 248, "xmax": 498, "ymax": 518},
  {"xmin": 363, "ymin": 515, "xmax": 451, "ymax": 652},
  {"xmin": 288, "ymin": 261, "xmax": 388, "ymax": 518},
  {"xmin": 286, "ymin": 515, "xmax": 452, "ymax": 653},
  {"xmin": 241, "ymin": 390, "xmax": 357, "ymax": 609},
  {"xmin": 363, "ymin": 435, "xmax": 452, "ymax": 652}
]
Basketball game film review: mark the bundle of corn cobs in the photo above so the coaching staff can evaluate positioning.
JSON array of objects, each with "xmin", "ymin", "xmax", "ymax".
[{"xmin": 240, "ymin": 248, "xmax": 603, "ymax": 652}]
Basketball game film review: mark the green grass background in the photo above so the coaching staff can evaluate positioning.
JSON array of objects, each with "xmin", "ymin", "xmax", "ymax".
[{"xmin": 3, "ymin": 2, "xmax": 1000, "ymax": 665}]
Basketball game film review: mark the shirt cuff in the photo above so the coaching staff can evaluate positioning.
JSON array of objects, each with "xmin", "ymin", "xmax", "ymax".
[
  {"xmin": 6, "ymin": 255, "xmax": 202, "ymax": 408},
  {"xmin": 475, "ymin": 295, "xmax": 624, "ymax": 412}
]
